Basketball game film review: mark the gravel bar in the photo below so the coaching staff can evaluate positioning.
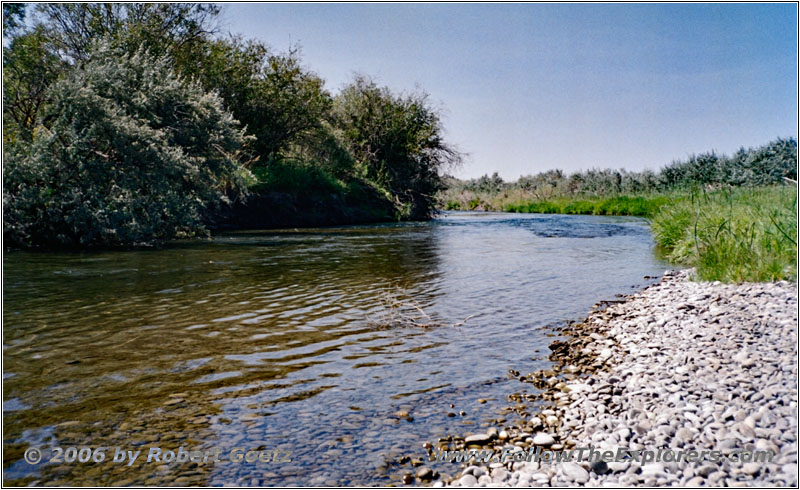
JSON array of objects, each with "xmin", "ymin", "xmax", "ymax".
[{"xmin": 445, "ymin": 269, "xmax": 798, "ymax": 487}]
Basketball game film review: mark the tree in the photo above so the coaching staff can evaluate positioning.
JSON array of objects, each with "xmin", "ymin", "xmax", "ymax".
[
  {"xmin": 333, "ymin": 76, "xmax": 461, "ymax": 219},
  {"xmin": 4, "ymin": 3, "xmax": 221, "ymax": 144},
  {"xmin": 2, "ymin": 3, "xmax": 26, "ymax": 37},
  {"xmin": 185, "ymin": 38, "xmax": 332, "ymax": 163},
  {"xmin": 3, "ymin": 26, "xmax": 64, "ymax": 141},
  {"xmin": 4, "ymin": 44, "xmax": 252, "ymax": 248},
  {"xmin": 34, "ymin": 3, "xmax": 219, "ymax": 62}
]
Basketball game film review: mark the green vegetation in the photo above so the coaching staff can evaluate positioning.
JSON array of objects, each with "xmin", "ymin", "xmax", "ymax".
[
  {"xmin": 4, "ymin": 44, "xmax": 251, "ymax": 248},
  {"xmin": 440, "ymin": 138, "xmax": 797, "ymax": 212},
  {"xmin": 333, "ymin": 76, "xmax": 460, "ymax": 220},
  {"xmin": 3, "ymin": 4, "xmax": 459, "ymax": 249},
  {"xmin": 504, "ymin": 195, "xmax": 672, "ymax": 217},
  {"xmin": 440, "ymin": 140, "xmax": 797, "ymax": 283},
  {"xmin": 652, "ymin": 187, "xmax": 796, "ymax": 283}
]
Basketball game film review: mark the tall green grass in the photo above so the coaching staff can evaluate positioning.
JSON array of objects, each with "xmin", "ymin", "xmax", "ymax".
[
  {"xmin": 651, "ymin": 186, "xmax": 797, "ymax": 283},
  {"xmin": 504, "ymin": 195, "xmax": 672, "ymax": 218}
]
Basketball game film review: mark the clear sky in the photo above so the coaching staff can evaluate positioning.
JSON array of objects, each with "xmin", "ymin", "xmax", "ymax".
[{"xmin": 220, "ymin": 3, "xmax": 798, "ymax": 180}]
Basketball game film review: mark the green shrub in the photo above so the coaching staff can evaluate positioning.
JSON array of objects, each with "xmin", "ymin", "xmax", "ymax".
[
  {"xmin": 333, "ymin": 76, "xmax": 461, "ymax": 220},
  {"xmin": 563, "ymin": 201, "xmax": 595, "ymax": 214},
  {"xmin": 3, "ymin": 44, "xmax": 251, "ymax": 248},
  {"xmin": 525, "ymin": 201, "xmax": 562, "ymax": 214},
  {"xmin": 252, "ymin": 160, "xmax": 346, "ymax": 196}
]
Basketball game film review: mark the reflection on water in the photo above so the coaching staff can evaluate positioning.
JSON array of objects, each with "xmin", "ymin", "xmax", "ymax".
[{"xmin": 3, "ymin": 212, "xmax": 668, "ymax": 485}]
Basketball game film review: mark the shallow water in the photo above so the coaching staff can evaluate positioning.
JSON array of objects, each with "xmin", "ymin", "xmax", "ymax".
[{"xmin": 3, "ymin": 212, "xmax": 668, "ymax": 485}]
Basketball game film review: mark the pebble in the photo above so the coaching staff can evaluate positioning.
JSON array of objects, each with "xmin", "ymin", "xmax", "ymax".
[
  {"xmin": 590, "ymin": 460, "xmax": 608, "ymax": 475},
  {"xmin": 561, "ymin": 462, "xmax": 589, "ymax": 483},
  {"xmin": 741, "ymin": 463, "xmax": 761, "ymax": 476},
  {"xmin": 465, "ymin": 433, "xmax": 494, "ymax": 445},
  {"xmin": 463, "ymin": 466, "xmax": 486, "ymax": 478},
  {"xmin": 417, "ymin": 467, "xmax": 434, "ymax": 480},
  {"xmin": 459, "ymin": 474, "xmax": 478, "ymax": 487},
  {"xmin": 531, "ymin": 433, "xmax": 555, "ymax": 446}
]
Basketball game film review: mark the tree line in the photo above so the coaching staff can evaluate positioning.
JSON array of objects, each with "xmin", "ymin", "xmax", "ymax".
[
  {"xmin": 3, "ymin": 4, "xmax": 461, "ymax": 248},
  {"xmin": 441, "ymin": 138, "xmax": 797, "ymax": 209}
]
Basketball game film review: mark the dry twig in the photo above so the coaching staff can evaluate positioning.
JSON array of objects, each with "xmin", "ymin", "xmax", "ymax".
[{"xmin": 367, "ymin": 288, "xmax": 477, "ymax": 328}]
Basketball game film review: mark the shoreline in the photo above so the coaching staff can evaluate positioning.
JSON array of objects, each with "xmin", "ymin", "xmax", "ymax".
[{"xmin": 439, "ymin": 269, "xmax": 798, "ymax": 487}]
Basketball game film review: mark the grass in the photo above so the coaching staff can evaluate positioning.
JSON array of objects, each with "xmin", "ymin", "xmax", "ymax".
[
  {"xmin": 504, "ymin": 195, "xmax": 672, "ymax": 218},
  {"xmin": 469, "ymin": 186, "xmax": 796, "ymax": 283},
  {"xmin": 251, "ymin": 160, "xmax": 348, "ymax": 197},
  {"xmin": 651, "ymin": 186, "xmax": 797, "ymax": 283}
]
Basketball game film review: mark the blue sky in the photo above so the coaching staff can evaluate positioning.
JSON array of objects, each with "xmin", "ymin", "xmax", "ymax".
[{"xmin": 221, "ymin": 3, "xmax": 797, "ymax": 179}]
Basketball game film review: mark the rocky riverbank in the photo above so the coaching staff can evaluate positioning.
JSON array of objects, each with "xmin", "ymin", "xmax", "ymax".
[{"xmin": 443, "ymin": 269, "xmax": 798, "ymax": 487}]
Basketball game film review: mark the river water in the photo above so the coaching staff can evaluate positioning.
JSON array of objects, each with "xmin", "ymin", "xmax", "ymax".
[{"xmin": 3, "ymin": 212, "xmax": 668, "ymax": 485}]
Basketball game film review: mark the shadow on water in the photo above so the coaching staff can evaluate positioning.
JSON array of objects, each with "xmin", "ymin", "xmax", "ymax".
[{"xmin": 3, "ymin": 213, "xmax": 668, "ymax": 485}]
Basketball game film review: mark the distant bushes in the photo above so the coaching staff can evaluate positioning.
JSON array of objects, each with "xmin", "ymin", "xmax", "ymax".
[
  {"xmin": 660, "ymin": 139, "xmax": 797, "ymax": 188},
  {"xmin": 439, "ymin": 138, "xmax": 797, "ymax": 211}
]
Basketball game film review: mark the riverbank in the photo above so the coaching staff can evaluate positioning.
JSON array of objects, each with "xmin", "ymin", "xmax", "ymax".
[
  {"xmin": 210, "ymin": 182, "xmax": 397, "ymax": 232},
  {"xmin": 442, "ymin": 186, "xmax": 797, "ymax": 283},
  {"xmin": 444, "ymin": 269, "xmax": 798, "ymax": 487}
]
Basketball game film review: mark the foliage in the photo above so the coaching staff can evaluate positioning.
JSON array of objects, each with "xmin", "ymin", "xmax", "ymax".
[
  {"xmin": 504, "ymin": 195, "xmax": 671, "ymax": 217},
  {"xmin": 333, "ymin": 76, "xmax": 461, "ymax": 219},
  {"xmin": 251, "ymin": 160, "xmax": 346, "ymax": 197},
  {"xmin": 3, "ymin": 3, "xmax": 221, "ymax": 145},
  {"xmin": 186, "ymin": 38, "xmax": 332, "ymax": 162},
  {"xmin": 440, "ymin": 138, "xmax": 798, "ymax": 211},
  {"xmin": 3, "ymin": 44, "xmax": 251, "ymax": 248},
  {"xmin": 2, "ymin": 26, "xmax": 64, "ymax": 142},
  {"xmin": 3, "ymin": 5, "xmax": 466, "ymax": 248},
  {"xmin": 651, "ymin": 187, "xmax": 797, "ymax": 282},
  {"xmin": 34, "ymin": 3, "xmax": 220, "ymax": 62}
]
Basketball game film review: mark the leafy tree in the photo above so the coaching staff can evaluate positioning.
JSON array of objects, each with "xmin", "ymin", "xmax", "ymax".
[
  {"xmin": 185, "ymin": 38, "xmax": 332, "ymax": 162},
  {"xmin": 4, "ymin": 44, "xmax": 252, "ymax": 248},
  {"xmin": 4, "ymin": 3, "xmax": 220, "ymax": 144},
  {"xmin": 727, "ymin": 137, "xmax": 797, "ymax": 186},
  {"xmin": 3, "ymin": 26, "xmax": 64, "ymax": 141},
  {"xmin": 34, "ymin": 3, "xmax": 219, "ymax": 62},
  {"xmin": 2, "ymin": 3, "xmax": 26, "ymax": 37},
  {"xmin": 333, "ymin": 76, "xmax": 461, "ymax": 219}
]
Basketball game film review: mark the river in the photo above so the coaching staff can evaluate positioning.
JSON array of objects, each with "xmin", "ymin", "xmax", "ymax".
[{"xmin": 3, "ymin": 212, "xmax": 668, "ymax": 485}]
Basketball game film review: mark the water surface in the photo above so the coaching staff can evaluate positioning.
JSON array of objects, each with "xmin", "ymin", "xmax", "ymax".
[{"xmin": 3, "ymin": 212, "xmax": 668, "ymax": 485}]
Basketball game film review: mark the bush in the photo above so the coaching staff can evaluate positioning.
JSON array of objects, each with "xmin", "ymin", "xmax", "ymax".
[
  {"xmin": 334, "ymin": 76, "xmax": 461, "ymax": 220},
  {"xmin": 3, "ymin": 43, "xmax": 251, "ymax": 248},
  {"xmin": 440, "ymin": 138, "xmax": 797, "ymax": 209}
]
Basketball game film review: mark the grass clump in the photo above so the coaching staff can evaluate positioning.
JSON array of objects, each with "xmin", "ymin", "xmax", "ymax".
[{"xmin": 651, "ymin": 186, "xmax": 797, "ymax": 282}]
